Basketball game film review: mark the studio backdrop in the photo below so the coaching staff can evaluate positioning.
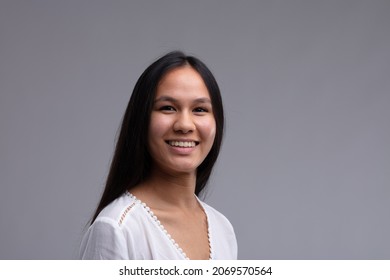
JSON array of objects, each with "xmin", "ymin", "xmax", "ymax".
[{"xmin": 0, "ymin": 0, "xmax": 389, "ymax": 259}]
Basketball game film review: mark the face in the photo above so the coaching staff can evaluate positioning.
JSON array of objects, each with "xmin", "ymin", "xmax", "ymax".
[{"xmin": 148, "ymin": 66, "xmax": 216, "ymax": 176}]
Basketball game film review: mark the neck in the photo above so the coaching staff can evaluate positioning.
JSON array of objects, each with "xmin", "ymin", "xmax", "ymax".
[{"xmin": 133, "ymin": 168, "xmax": 199, "ymax": 210}]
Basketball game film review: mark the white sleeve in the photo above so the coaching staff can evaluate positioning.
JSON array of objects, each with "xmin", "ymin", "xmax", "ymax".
[{"xmin": 79, "ymin": 217, "xmax": 129, "ymax": 260}]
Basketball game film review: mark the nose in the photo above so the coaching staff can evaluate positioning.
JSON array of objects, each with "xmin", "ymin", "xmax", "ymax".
[{"xmin": 173, "ymin": 111, "xmax": 195, "ymax": 133}]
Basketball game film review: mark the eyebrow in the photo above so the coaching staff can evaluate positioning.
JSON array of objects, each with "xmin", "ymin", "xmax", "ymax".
[{"xmin": 154, "ymin": 96, "xmax": 212, "ymax": 104}]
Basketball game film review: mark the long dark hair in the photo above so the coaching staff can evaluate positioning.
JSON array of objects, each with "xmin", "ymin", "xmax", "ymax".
[{"xmin": 91, "ymin": 51, "xmax": 224, "ymax": 223}]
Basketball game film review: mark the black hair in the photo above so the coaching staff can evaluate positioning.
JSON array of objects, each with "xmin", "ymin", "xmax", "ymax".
[{"xmin": 91, "ymin": 51, "xmax": 224, "ymax": 223}]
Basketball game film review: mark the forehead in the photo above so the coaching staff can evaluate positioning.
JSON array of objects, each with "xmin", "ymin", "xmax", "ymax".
[{"xmin": 156, "ymin": 66, "xmax": 210, "ymax": 100}]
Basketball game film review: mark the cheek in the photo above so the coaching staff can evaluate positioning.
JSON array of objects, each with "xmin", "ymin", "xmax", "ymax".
[
  {"xmin": 148, "ymin": 115, "xmax": 171, "ymax": 161},
  {"xmin": 149, "ymin": 114, "xmax": 171, "ymax": 138},
  {"xmin": 197, "ymin": 117, "xmax": 216, "ymax": 144}
]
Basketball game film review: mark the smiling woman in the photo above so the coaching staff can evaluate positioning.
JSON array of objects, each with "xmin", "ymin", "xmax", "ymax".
[
  {"xmin": 148, "ymin": 67, "xmax": 216, "ymax": 175},
  {"xmin": 79, "ymin": 51, "xmax": 237, "ymax": 260}
]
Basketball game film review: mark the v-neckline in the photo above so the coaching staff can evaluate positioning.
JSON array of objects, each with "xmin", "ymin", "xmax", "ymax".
[{"xmin": 126, "ymin": 191, "xmax": 212, "ymax": 260}]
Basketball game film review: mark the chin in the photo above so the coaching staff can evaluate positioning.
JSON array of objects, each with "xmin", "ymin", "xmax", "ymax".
[
  {"xmin": 172, "ymin": 166, "xmax": 198, "ymax": 174},
  {"xmin": 167, "ymin": 162, "xmax": 200, "ymax": 174}
]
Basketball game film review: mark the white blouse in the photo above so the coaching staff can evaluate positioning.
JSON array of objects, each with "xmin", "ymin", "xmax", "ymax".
[{"xmin": 80, "ymin": 192, "xmax": 237, "ymax": 260}]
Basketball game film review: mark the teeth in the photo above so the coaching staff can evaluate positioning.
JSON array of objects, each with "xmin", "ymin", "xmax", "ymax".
[{"xmin": 168, "ymin": 141, "xmax": 196, "ymax": 148}]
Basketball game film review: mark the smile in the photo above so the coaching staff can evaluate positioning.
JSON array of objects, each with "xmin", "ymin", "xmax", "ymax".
[{"xmin": 166, "ymin": 140, "xmax": 198, "ymax": 148}]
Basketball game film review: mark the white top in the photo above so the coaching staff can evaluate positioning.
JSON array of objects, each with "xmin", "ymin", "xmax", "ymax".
[{"xmin": 80, "ymin": 192, "xmax": 237, "ymax": 260}]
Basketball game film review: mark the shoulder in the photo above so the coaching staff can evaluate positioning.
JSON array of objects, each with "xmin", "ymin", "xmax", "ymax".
[
  {"xmin": 79, "ymin": 193, "xmax": 138, "ymax": 259},
  {"xmin": 200, "ymin": 201, "xmax": 233, "ymax": 227},
  {"xmin": 200, "ymin": 200, "xmax": 236, "ymax": 237},
  {"xmin": 96, "ymin": 192, "xmax": 137, "ymax": 225},
  {"xmin": 199, "ymin": 200, "xmax": 238, "ymax": 259}
]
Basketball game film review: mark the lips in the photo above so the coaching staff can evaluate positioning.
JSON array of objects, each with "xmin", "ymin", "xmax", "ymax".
[{"xmin": 166, "ymin": 140, "xmax": 199, "ymax": 148}]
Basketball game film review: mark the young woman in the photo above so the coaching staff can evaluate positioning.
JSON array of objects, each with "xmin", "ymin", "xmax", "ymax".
[{"xmin": 80, "ymin": 51, "xmax": 237, "ymax": 260}]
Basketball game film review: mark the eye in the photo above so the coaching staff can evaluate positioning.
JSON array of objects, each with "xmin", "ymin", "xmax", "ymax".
[
  {"xmin": 193, "ymin": 107, "xmax": 209, "ymax": 113},
  {"xmin": 159, "ymin": 105, "xmax": 176, "ymax": 111}
]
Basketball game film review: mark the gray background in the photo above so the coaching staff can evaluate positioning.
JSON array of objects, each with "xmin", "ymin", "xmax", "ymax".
[{"xmin": 0, "ymin": 0, "xmax": 389, "ymax": 259}]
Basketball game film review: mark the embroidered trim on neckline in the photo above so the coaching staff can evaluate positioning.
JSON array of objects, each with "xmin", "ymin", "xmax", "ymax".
[{"xmin": 126, "ymin": 191, "xmax": 212, "ymax": 260}]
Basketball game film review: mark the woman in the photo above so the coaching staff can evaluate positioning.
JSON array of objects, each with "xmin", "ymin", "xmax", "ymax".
[{"xmin": 80, "ymin": 51, "xmax": 237, "ymax": 260}]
